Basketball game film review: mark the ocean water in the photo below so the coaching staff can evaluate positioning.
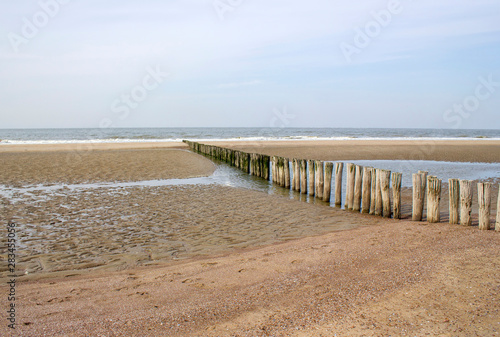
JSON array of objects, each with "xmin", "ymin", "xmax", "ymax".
[{"xmin": 1, "ymin": 127, "xmax": 499, "ymax": 144}]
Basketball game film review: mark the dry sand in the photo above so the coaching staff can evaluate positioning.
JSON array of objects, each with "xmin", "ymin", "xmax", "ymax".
[{"xmin": 0, "ymin": 140, "xmax": 498, "ymax": 336}]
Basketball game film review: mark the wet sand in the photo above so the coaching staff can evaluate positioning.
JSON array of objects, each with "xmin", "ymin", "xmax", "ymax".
[
  {"xmin": 0, "ymin": 140, "xmax": 499, "ymax": 336},
  {"xmin": 0, "ymin": 148, "xmax": 215, "ymax": 187},
  {"xmin": 1, "ymin": 185, "xmax": 370, "ymax": 281},
  {"xmin": 204, "ymin": 139, "xmax": 500, "ymax": 163}
]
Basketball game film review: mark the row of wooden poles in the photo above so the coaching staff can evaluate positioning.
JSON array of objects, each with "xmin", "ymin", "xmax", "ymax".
[{"xmin": 183, "ymin": 141, "xmax": 500, "ymax": 231}]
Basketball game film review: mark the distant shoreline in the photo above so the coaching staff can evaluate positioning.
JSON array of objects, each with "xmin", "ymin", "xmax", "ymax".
[{"xmin": 2, "ymin": 136, "xmax": 500, "ymax": 146}]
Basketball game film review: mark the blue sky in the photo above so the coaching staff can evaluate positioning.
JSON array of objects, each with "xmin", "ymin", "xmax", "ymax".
[{"xmin": 1, "ymin": 0, "xmax": 499, "ymax": 129}]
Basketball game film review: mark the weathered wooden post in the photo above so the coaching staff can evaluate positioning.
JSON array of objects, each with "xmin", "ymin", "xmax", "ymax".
[
  {"xmin": 234, "ymin": 150, "xmax": 239, "ymax": 168},
  {"xmin": 323, "ymin": 162, "xmax": 333, "ymax": 202},
  {"xmin": 392, "ymin": 172, "xmax": 402, "ymax": 219},
  {"xmin": 345, "ymin": 163, "xmax": 352, "ymax": 209},
  {"xmin": 353, "ymin": 165, "xmax": 363, "ymax": 212},
  {"xmin": 334, "ymin": 162, "xmax": 344, "ymax": 207},
  {"xmin": 274, "ymin": 156, "xmax": 279, "ymax": 183},
  {"xmin": 293, "ymin": 159, "xmax": 299, "ymax": 191},
  {"xmin": 346, "ymin": 163, "xmax": 356, "ymax": 210},
  {"xmin": 244, "ymin": 152, "xmax": 249, "ymax": 172},
  {"xmin": 380, "ymin": 169, "xmax": 392, "ymax": 218},
  {"xmin": 300, "ymin": 159, "xmax": 307, "ymax": 194},
  {"xmin": 263, "ymin": 155, "xmax": 270, "ymax": 180},
  {"xmin": 361, "ymin": 167, "xmax": 372, "ymax": 214},
  {"xmin": 284, "ymin": 158, "xmax": 290, "ymax": 188},
  {"xmin": 292, "ymin": 158, "xmax": 300, "ymax": 191},
  {"xmin": 426, "ymin": 176, "xmax": 441, "ymax": 223},
  {"xmin": 369, "ymin": 167, "xmax": 377, "ymax": 215},
  {"xmin": 496, "ymin": 184, "xmax": 500, "ymax": 232},
  {"xmin": 251, "ymin": 154, "xmax": 257, "ymax": 176},
  {"xmin": 460, "ymin": 180, "xmax": 473, "ymax": 226},
  {"xmin": 277, "ymin": 157, "xmax": 283, "ymax": 186},
  {"xmin": 478, "ymin": 182, "xmax": 491, "ymax": 230},
  {"xmin": 260, "ymin": 154, "xmax": 265, "ymax": 178},
  {"xmin": 419, "ymin": 170, "xmax": 428, "ymax": 210},
  {"xmin": 315, "ymin": 161, "xmax": 324, "ymax": 199},
  {"xmin": 258, "ymin": 154, "xmax": 263, "ymax": 178},
  {"xmin": 412, "ymin": 172, "xmax": 426, "ymax": 221},
  {"xmin": 271, "ymin": 156, "xmax": 276, "ymax": 182},
  {"xmin": 250, "ymin": 153, "xmax": 256, "ymax": 176},
  {"xmin": 375, "ymin": 169, "xmax": 383, "ymax": 216},
  {"xmin": 308, "ymin": 160, "xmax": 315, "ymax": 196},
  {"xmin": 448, "ymin": 179, "xmax": 460, "ymax": 224},
  {"xmin": 291, "ymin": 159, "xmax": 297, "ymax": 190},
  {"xmin": 256, "ymin": 153, "xmax": 261, "ymax": 176},
  {"xmin": 240, "ymin": 152, "xmax": 245, "ymax": 169},
  {"xmin": 280, "ymin": 157, "xmax": 286, "ymax": 187}
]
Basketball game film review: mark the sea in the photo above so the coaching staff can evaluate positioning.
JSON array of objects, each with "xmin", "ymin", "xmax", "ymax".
[{"xmin": 0, "ymin": 127, "xmax": 500, "ymax": 144}]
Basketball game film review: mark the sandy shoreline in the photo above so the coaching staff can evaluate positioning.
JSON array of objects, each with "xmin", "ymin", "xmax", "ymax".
[
  {"xmin": 2, "ymin": 138, "xmax": 500, "ymax": 162},
  {"xmin": 4, "ymin": 219, "xmax": 499, "ymax": 336},
  {"xmin": 204, "ymin": 139, "xmax": 500, "ymax": 163},
  {"xmin": 0, "ymin": 140, "xmax": 499, "ymax": 336}
]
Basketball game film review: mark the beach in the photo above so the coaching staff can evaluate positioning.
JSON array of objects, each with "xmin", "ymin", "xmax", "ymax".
[{"xmin": 0, "ymin": 140, "xmax": 499, "ymax": 336}]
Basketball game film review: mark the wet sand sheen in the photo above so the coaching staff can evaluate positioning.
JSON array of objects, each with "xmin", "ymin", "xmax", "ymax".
[{"xmin": 2, "ymin": 184, "xmax": 371, "ymax": 281}]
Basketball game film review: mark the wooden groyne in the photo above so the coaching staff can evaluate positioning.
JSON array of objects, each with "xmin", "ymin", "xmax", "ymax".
[{"xmin": 183, "ymin": 140, "xmax": 499, "ymax": 231}]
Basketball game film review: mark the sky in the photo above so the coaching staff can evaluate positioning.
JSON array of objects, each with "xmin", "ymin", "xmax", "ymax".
[{"xmin": 0, "ymin": 0, "xmax": 499, "ymax": 129}]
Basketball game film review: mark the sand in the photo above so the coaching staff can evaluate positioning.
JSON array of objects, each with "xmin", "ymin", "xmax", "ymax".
[
  {"xmin": 0, "ymin": 147, "xmax": 215, "ymax": 187},
  {"xmin": 0, "ymin": 140, "xmax": 498, "ymax": 336},
  {"xmin": 203, "ymin": 139, "xmax": 500, "ymax": 163}
]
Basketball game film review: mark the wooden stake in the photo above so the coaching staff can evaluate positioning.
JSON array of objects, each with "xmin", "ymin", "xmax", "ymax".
[
  {"xmin": 262, "ymin": 155, "xmax": 270, "ymax": 180},
  {"xmin": 280, "ymin": 157, "xmax": 286, "ymax": 187},
  {"xmin": 249, "ymin": 154, "xmax": 255, "ymax": 176},
  {"xmin": 308, "ymin": 160, "xmax": 315, "ymax": 196},
  {"xmin": 257, "ymin": 154, "xmax": 262, "ymax": 178},
  {"xmin": 315, "ymin": 161, "xmax": 324, "ymax": 199},
  {"xmin": 346, "ymin": 163, "xmax": 356, "ymax": 210},
  {"xmin": 234, "ymin": 151, "xmax": 240, "ymax": 168},
  {"xmin": 284, "ymin": 158, "xmax": 290, "ymax": 188},
  {"xmin": 496, "ymin": 185, "xmax": 500, "ymax": 232},
  {"xmin": 300, "ymin": 159, "xmax": 308, "ymax": 194},
  {"xmin": 478, "ymin": 182, "xmax": 491, "ymax": 230},
  {"xmin": 380, "ymin": 169, "xmax": 392, "ymax": 218},
  {"xmin": 294, "ymin": 159, "xmax": 301, "ymax": 191},
  {"xmin": 323, "ymin": 162, "xmax": 333, "ymax": 202},
  {"xmin": 448, "ymin": 179, "xmax": 460, "ymax": 224},
  {"xmin": 392, "ymin": 172, "xmax": 402, "ymax": 219},
  {"xmin": 274, "ymin": 156, "xmax": 279, "ymax": 184},
  {"xmin": 412, "ymin": 172, "xmax": 426, "ymax": 221},
  {"xmin": 244, "ymin": 153, "xmax": 250, "ymax": 173},
  {"xmin": 426, "ymin": 176, "xmax": 441, "ymax": 223},
  {"xmin": 353, "ymin": 165, "xmax": 363, "ymax": 212},
  {"xmin": 334, "ymin": 162, "xmax": 344, "ymax": 207},
  {"xmin": 361, "ymin": 167, "xmax": 372, "ymax": 214},
  {"xmin": 419, "ymin": 170, "xmax": 428, "ymax": 214},
  {"xmin": 375, "ymin": 169, "xmax": 383, "ymax": 216},
  {"xmin": 277, "ymin": 157, "xmax": 284, "ymax": 186},
  {"xmin": 291, "ymin": 159, "xmax": 297, "ymax": 190},
  {"xmin": 369, "ymin": 167, "xmax": 377, "ymax": 215},
  {"xmin": 460, "ymin": 180, "xmax": 473, "ymax": 226}
]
